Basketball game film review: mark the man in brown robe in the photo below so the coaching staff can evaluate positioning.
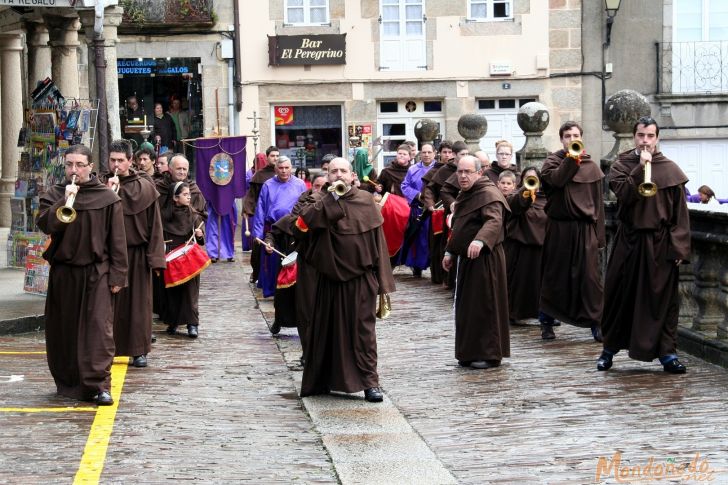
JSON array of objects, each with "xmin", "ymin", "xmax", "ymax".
[
  {"xmin": 419, "ymin": 141, "xmax": 452, "ymax": 284},
  {"xmin": 242, "ymin": 146, "xmax": 278, "ymax": 283},
  {"xmin": 443, "ymin": 155, "xmax": 510, "ymax": 369},
  {"xmin": 426, "ymin": 141, "xmax": 469, "ymax": 289},
  {"xmin": 298, "ymin": 158, "xmax": 396, "ymax": 403},
  {"xmin": 105, "ymin": 140, "xmax": 166, "ymax": 368},
  {"xmin": 376, "ymin": 144, "xmax": 411, "ymax": 196},
  {"xmin": 597, "ymin": 117, "xmax": 691, "ymax": 374},
  {"xmin": 37, "ymin": 144, "xmax": 128, "ymax": 405},
  {"xmin": 540, "ymin": 122, "xmax": 605, "ymax": 341}
]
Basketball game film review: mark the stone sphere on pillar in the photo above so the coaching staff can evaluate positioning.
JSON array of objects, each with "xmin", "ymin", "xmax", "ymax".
[
  {"xmin": 457, "ymin": 113, "xmax": 488, "ymax": 141},
  {"xmin": 517, "ymin": 102, "xmax": 550, "ymax": 133},
  {"xmin": 604, "ymin": 89, "xmax": 651, "ymax": 134},
  {"xmin": 414, "ymin": 118, "xmax": 440, "ymax": 145}
]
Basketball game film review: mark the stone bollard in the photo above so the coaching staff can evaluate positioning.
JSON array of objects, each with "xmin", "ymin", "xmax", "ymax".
[
  {"xmin": 414, "ymin": 118, "xmax": 440, "ymax": 146},
  {"xmin": 516, "ymin": 102, "xmax": 550, "ymax": 171},
  {"xmin": 457, "ymin": 114, "xmax": 487, "ymax": 155},
  {"xmin": 602, "ymin": 90, "xmax": 652, "ymax": 199}
]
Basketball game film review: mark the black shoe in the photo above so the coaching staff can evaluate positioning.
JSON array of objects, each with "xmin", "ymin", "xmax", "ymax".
[
  {"xmin": 249, "ymin": 274, "xmax": 257, "ymax": 283},
  {"xmin": 457, "ymin": 360, "xmax": 472, "ymax": 367},
  {"xmin": 596, "ymin": 351, "xmax": 613, "ymax": 371},
  {"xmin": 364, "ymin": 387, "xmax": 383, "ymax": 403},
  {"xmin": 187, "ymin": 325, "xmax": 198, "ymax": 338},
  {"xmin": 300, "ymin": 356, "xmax": 306, "ymax": 366},
  {"xmin": 95, "ymin": 391, "xmax": 113, "ymax": 406},
  {"xmin": 412, "ymin": 268, "xmax": 422, "ymax": 278},
  {"xmin": 591, "ymin": 325, "xmax": 603, "ymax": 342},
  {"xmin": 226, "ymin": 258, "xmax": 235, "ymax": 262},
  {"xmin": 132, "ymin": 355, "xmax": 148, "ymax": 368},
  {"xmin": 541, "ymin": 325, "xmax": 555, "ymax": 340},
  {"xmin": 210, "ymin": 258, "xmax": 219, "ymax": 263},
  {"xmin": 663, "ymin": 359, "xmax": 687, "ymax": 374},
  {"xmin": 166, "ymin": 325, "xmax": 177, "ymax": 335},
  {"xmin": 270, "ymin": 320, "xmax": 281, "ymax": 335},
  {"xmin": 151, "ymin": 335, "xmax": 157, "ymax": 344}
]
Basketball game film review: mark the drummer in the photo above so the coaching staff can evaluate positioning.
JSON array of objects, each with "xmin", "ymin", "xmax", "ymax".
[{"xmin": 162, "ymin": 181, "xmax": 207, "ymax": 338}]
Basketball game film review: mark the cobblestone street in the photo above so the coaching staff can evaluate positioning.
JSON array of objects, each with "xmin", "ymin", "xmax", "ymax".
[{"xmin": 1, "ymin": 252, "xmax": 728, "ymax": 484}]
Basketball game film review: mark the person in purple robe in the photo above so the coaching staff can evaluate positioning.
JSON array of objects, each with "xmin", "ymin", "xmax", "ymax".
[
  {"xmin": 398, "ymin": 142, "xmax": 437, "ymax": 276},
  {"xmin": 206, "ymin": 204, "xmax": 237, "ymax": 262},
  {"xmin": 252, "ymin": 156, "xmax": 307, "ymax": 297},
  {"xmin": 242, "ymin": 153, "xmax": 268, "ymax": 252}
]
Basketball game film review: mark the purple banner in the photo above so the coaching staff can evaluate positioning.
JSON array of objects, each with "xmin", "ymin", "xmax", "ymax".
[{"xmin": 195, "ymin": 136, "xmax": 247, "ymax": 215}]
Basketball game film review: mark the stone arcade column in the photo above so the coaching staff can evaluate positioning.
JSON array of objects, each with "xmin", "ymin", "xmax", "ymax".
[
  {"xmin": 0, "ymin": 34, "xmax": 24, "ymax": 229},
  {"xmin": 414, "ymin": 118, "xmax": 440, "ymax": 147},
  {"xmin": 601, "ymin": 90, "xmax": 651, "ymax": 200},
  {"xmin": 515, "ymin": 102, "xmax": 550, "ymax": 170},
  {"xmin": 27, "ymin": 21, "xmax": 53, "ymax": 93},
  {"xmin": 457, "ymin": 114, "xmax": 487, "ymax": 155},
  {"xmin": 47, "ymin": 15, "xmax": 81, "ymax": 100},
  {"xmin": 80, "ymin": 6, "xmax": 123, "ymax": 142}
]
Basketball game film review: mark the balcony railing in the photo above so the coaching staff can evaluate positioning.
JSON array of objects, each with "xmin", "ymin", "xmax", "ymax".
[
  {"xmin": 657, "ymin": 41, "xmax": 728, "ymax": 95},
  {"xmin": 120, "ymin": 0, "xmax": 215, "ymax": 30}
]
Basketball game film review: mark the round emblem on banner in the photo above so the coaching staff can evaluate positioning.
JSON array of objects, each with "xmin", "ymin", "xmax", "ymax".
[{"xmin": 209, "ymin": 152, "xmax": 234, "ymax": 185}]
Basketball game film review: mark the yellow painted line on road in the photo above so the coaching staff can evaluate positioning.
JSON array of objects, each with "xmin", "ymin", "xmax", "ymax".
[
  {"xmin": 0, "ymin": 406, "xmax": 97, "ymax": 413},
  {"xmin": 0, "ymin": 351, "xmax": 46, "ymax": 355},
  {"xmin": 73, "ymin": 358, "xmax": 129, "ymax": 485}
]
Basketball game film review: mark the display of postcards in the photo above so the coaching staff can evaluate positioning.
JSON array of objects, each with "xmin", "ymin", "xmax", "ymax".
[
  {"xmin": 32, "ymin": 112, "xmax": 56, "ymax": 135},
  {"xmin": 17, "ymin": 127, "xmax": 28, "ymax": 147},
  {"xmin": 26, "ymin": 178, "xmax": 39, "ymax": 197},
  {"xmin": 15, "ymin": 179, "xmax": 28, "ymax": 197},
  {"xmin": 79, "ymin": 110, "xmax": 90, "ymax": 133},
  {"xmin": 72, "ymin": 133, "xmax": 83, "ymax": 145},
  {"xmin": 19, "ymin": 152, "xmax": 31, "ymax": 172},
  {"xmin": 63, "ymin": 129, "xmax": 74, "ymax": 141},
  {"xmin": 66, "ymin": 110, "xmax": 80, "ymax": 130}
]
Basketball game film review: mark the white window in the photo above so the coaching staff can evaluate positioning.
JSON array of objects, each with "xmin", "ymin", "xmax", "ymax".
[
  {"xmin": 476, "ymin": 98, "xmax": 534, "ymax": 160},
  {"xmin": 660, "ymin": 139, "xmax": 728, "ymax": 199},
  {"xmin": 379, "ymin": 0, "xmax": 426, "ymax": 71},
  {"xmin": 376, "ymin": 100, "xmax": 444, "ymax": 168},
  {"xmin": 285, "ymin": 0, "xmax": 330, "ymax": 26},
  {"xmin": 671, "ymin": 0, "xmax": 728, "ymax": 93},
  {"xmin": 468, "ymin": 0, "xmax": 512, "ymax": 21}
]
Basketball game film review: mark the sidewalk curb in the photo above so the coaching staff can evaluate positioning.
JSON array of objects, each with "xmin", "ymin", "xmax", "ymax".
[
  {"xmin": 0, "ymin": 315, "xmax": 45, "ymax": 335},
  {"xmin": 678, "ymin": 327, "xmax": 728, "ymax": 369}
]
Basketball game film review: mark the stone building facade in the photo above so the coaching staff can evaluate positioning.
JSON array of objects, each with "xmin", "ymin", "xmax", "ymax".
[{"xmin": 238, "ymin": 0, "xmax": 588, "ymax": 169}]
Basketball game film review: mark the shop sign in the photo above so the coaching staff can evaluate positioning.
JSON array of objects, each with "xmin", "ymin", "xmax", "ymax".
[
  {"xmin": 0, "ymin": 0, "xmax": 75, "ymax": 6},
  {"xmin": 268, "ymin": 34, "xmax": 346, "ymax": 66},
  {"xmin": 117, "ymin": 58, "xmax": 196, "ymax": 76},
  {"xmin": 275, "ymin": 106, "xmax": 294, "ymax": 126}
]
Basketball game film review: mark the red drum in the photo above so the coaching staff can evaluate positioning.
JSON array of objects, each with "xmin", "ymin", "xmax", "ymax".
[
  {"xmin": 431, "ymin": 208, "xmax": 445, "ymax": 235},
  {"xmin": 164, "ymin": 243, "xmax": 212, "ymax": 288},
  {"xmin": 378, "ymin": 192, "xmax": 410, "ymax": 257}
]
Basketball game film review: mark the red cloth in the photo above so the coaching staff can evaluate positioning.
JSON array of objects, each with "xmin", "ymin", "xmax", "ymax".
[
  {"xmin": 431, "ymin": 208, "xmax": 444, "ymax": 235},
  {"xmin": 254, "ymin": 153, "xmax": 267, "ymax": 171},
  {"xmin": 276, "ymin": 262, "xmax": 298, "ymax": 289},
  {"xmin": 379, "ymin": 193, "xmax": 409, "ymax": 257},
  {"xmin": 164, "ymin": 243, "xmax": 211, "ymax": 288}
]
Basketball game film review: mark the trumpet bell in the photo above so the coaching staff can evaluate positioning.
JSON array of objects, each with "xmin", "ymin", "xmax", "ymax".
[
  {"xmin": 376, "ymin": 293, "xmax": 391, "ymax": 319},
  {"xmin": 567, "ymin": 140, "xmax": 584, "ymax": 158},
  {"xmin": 523, "ymin": 175, "xmax": 540, "ymax": 192},
  {"xmin": 56, "ymin": 205, "xmax": 77, "ymax": 223},
  {"xmin": 328, "ymin": 180, "xmax": 348, "ymax": 196},
  {"xmin": 638, "ymin": 182, "xmax": 657, "ymax": 197}
]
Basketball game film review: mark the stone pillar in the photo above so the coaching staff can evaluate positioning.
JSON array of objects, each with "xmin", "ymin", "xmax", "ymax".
[
  {"xmin": 27, "ymin": 22, "xmax": 52, "ymax": 94},
  {"xmin": 80, "ymin": 7, "xmax": 123, "ymax": 141},
  {"xmin": 516, "ymin": 102, "xmax": 550, "ymax": 170},
  {"xmin": 0, "ymin": 34, "xmax": 24, "ymax": 228},
  {"xmin": 47, "ymin": 15, "xmax": 81, "ymax": 100},
  {"xmin": 457, "ymin": 114, "xmax": 487, "ymax": 155},
  {"xmin": 691, "ymin": 242, "xmax": 726, "ymax": 334},
  {"xmin": 414, "ymin": 118, "xmax": 440, "ymax": 146},
  {"xmin": 601, "ymin": 90, "xmax": 651, "ymax": 199}
]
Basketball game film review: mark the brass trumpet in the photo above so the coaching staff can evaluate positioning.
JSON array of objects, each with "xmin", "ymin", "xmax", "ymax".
[
  {"xmin": 522, "ymin": 174, "xmax": 540, "ymax": 198},
  {"xmin": 638, "ymin": 147, "xmax": 658, "ymax": 197},
  {"xmin": 567, "ymin": 140, "xmax": 584, "ymax": 158},
  {"xmin": 328, "ymin": 179, "xmax": 349, "ymax": 196},
  {"xmin": 376, "ymin": 293, "xmax": 391, "ymax": 319},
  {"xmin": 57, "ymin": 175, "xmax": 78, "ymax": 224}
]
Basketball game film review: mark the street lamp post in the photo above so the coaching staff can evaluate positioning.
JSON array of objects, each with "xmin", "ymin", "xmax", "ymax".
[{"xmin": 604, "ymin": 0, "xmax": 622, "ymax": 47}]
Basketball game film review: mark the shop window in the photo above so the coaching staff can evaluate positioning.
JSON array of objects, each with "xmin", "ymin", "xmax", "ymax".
[
  {"xmin": 285, "ymin": 0, "xmax": 330, "ymax": 26},
  {"xmin": 478, "ymin": 99, "xmax": 496, "ymax": 110},
  {"xmin": 468, "ymin": 0, "xmax": 512, "ymax": 21},
  {"xmin": 273, "ymin": 105, "xmax": 342, "ymax": 168}
]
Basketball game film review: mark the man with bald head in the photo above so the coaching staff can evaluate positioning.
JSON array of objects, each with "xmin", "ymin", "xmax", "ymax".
[
  {"xmin": 443, "ymin": 155, "xmax": 510, "ymax": 370},
  {"xmin": 297, "ymin": 158, "xmax": 396, "ymax": 403}
]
